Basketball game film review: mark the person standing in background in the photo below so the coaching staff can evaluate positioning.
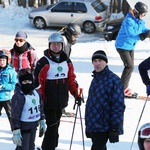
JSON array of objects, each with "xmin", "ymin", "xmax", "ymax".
[
  {"xmin": 61, "ymin": 23, "xmax": 81, "ymax": 117},
  {"xmin": 115, "ymin": 2, "xmax": 150, "ymax": 97},
  {"xmin": 10, "ymin": 31, "xmax": 38, "ymax": 73}
]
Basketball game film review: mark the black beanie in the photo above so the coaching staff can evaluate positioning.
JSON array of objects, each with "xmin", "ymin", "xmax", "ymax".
[
  {"xmin": 92, "ymin": 50, "xmax": 108, "ymax": 63},
  {"xmin": 19, "ymin": 72, "xmax": 33, "ymax": 84}
]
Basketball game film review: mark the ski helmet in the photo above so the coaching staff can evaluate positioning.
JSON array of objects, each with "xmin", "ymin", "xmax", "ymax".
[
  {"xmin": 134, "ymin": 2, "xmax": 148, "ymax": 15},
  {"xmin": 0, "ymin": 49, "xmax": 11, "ymax": 64},
  {"xmin": 64, "ymin": 23, "xmax": 81, "ymax": 44},
  {"xmin": 48, "ymin": 33, "xmax": 64, "ymax": 50},
  {"xmin": 138, "ymin": 123, "xmax": 150, "ymax": 150}
]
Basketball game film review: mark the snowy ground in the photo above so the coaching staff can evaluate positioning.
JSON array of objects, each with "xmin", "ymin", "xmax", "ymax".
[{"xmin": 1, "ymin": 1, "xmax": 150, "ymax": 150}]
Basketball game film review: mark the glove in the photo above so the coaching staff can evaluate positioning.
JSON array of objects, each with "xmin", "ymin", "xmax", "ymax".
[
  {"xmin": 12, "ymin": 129, "xmax": 22, "ymax": 146},
  {"xmin": 146, "ymin": 85, "xmax": 150, "ymax": 96},
  {"xmin": 139, "ymin": 30, "xmax": 150, "ymax": 41},
  {"xmin": 109, "ymin": 128, "xmax": 119, "ymax": 143},
  {"xmin": 85, "ymin": 131, "xmax": 92, "ymax": 138},
  {"xmin": 39, "ymin": 120, "xmax": 46, "ymax": 137},
  {"xmin": 74, "ymin": 88, "xmax": 83, "ymax": 106}
]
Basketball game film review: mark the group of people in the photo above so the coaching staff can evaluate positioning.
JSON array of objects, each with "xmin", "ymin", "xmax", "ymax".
[{"xmin": 1, "ymin": 1, "xmax": 150, "ymax": 150}]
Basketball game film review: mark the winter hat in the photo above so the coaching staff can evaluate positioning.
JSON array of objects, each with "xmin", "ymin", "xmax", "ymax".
[
  {"xmin": 15, "ymin": 31, "xmax": 27, "ymax": 39},
  {"xmin": 92, "ymin": 50, "xmax": 108, "ymax": 63},
  {"xmin": 18, "ymin": 69, "xmax": 33, "ymax": 84}
]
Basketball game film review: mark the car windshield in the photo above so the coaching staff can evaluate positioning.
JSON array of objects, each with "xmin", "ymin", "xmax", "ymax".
[{"xmin": 91, "ymin": 0, "xmax": 108, "ymax": 13}]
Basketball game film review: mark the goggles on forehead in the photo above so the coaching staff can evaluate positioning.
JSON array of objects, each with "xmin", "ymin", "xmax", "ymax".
[
  {"xmin": 140, "ymin": 127, "xmax": 150, "ymax": 138},
  {"xmin": 18, "ymin": 68, "xmax": 32, "ymax": 76}
]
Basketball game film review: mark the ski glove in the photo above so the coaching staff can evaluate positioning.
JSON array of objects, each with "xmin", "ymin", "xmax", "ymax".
[
  {"xmin": 12, "ymin": 129, "xmax": 22, "ymax": 146},
  {"xmin": 109, "ymin": 128, "xmax": 119, "ymax": 143},
  {"xmin": 146, "ymin": 85, "xmax": 150, "ymax": 96},
  {"xmin": 39, "ymin": 119, "xmax": 46, "ymax": 137},
  {"xmin": 139, "ymin": 30, "xmax": 150, "ymax": 41}
]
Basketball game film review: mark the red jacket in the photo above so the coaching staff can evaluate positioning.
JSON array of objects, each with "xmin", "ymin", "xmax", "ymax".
[
  {"xmin": 34, "ymin": 49, "xmax": 78, "ymax": 109},
  {"xmin": 10, "ymin": 42, "xmax": 38, "ymax": 73}
]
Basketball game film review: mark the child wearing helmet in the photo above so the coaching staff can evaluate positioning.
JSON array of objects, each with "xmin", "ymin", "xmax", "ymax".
[
  {"xmin": 34, "ymin": 32, "xmax": 80, "ymax": 150},
  {"xmin": 0, "ymin": 49, "xmax": 17, "ymax": 130},
  {"xmin": 138, "ymin": 123, "xmax": 150, "ymax": 150}
]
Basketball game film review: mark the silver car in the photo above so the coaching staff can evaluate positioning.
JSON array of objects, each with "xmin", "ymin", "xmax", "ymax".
[{"xmin": 29, "ymin": 0, "xmax": 110, "ymax": 33}]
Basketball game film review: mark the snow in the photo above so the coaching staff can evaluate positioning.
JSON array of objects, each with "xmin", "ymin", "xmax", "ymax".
[{"xmin": 1, "ymin": 1, "xmax": 150, "ymax": 150}]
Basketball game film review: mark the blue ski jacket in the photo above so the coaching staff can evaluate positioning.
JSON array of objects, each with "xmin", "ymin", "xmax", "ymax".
[
  {"xmin": 85, "ymin": 66, "xmax": 125, "ymax": 134},
  {"xmin": 0, "ymin": 64, "xmax": 17, "ymax": 101},
  {"xmin": 115, "ymin": 11, "xmax": 149, "ymax": 50}
]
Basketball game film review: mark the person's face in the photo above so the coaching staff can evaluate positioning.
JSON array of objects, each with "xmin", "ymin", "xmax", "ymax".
[
  {"xmin": 92, "ymin": 59, "xmax": 107, "ymax": 72},
  {"xmin": 71, "ymin": 34, "xmax": 77, "ymax": 42},
  {"xmin": 0, "ymin": 58, "xmax": 7, "ymax": 67},
  {"xmin": 50, "ymin": 42, "xmax": 62, "ymax": 54},
  {"xmin": 144, "ymin": 139, "xmax": 150, "ymax": 150},
  {"xmin": 15, "ymin": 38, "xmax": 26, "ymax": 47}
]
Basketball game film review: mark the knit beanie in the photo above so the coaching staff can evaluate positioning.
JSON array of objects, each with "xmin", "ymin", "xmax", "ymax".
[
  {"xmin": 15, "ymin": 31, "xmax": 27, "ymax": 39},
  {"xmin": 92, "ymin": 50, "xmax": 108, "ymax": 63}
]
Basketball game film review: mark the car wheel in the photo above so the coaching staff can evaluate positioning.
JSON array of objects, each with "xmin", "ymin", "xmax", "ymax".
[
  {"xmin": 83, "ymin": 21, "xmax": 96, "ymax": 33},
  {"xmin": 34, "ymin": 17, "xmax": 46, "ymax": 29}
]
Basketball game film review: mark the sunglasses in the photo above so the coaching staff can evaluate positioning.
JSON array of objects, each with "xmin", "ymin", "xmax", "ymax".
[
  {"xmin": 18, "ymin": 68, "xmax": 32, "ymax": 76},
  {"xmin": 140, "ymin": 127, "xmax": 150, "ymax": 138},
  {"xmin": 15, "ymin": 38, "xmax": 25, "ymax": 42}
]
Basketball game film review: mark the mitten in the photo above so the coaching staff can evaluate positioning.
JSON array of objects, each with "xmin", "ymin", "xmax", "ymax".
[
  {"xmin": 12, "ymin": 129, "xmax": 22, "ymax": 146},
  {"xmin": 85, "ymin": 131, "xmax": 91, "ymax": 138},
  {"xmin": 109, "ymin": 128, "xmax": 119, "ymax": 143},
  {"xmin": 146, "ymin": 85, "xmax": 150, "ymax": 96},
  {"xmin": 39, "ymin": 119, "xmax": 46, "ymax": 137},
  {"xmin": 139, "ymin": 30, "xmax": 150, "ymax": 41}
]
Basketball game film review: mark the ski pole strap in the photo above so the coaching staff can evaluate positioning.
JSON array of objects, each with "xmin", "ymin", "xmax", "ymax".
[{"xmin": 73, "ymin": 88, "xmax": 84, "ymax": 109}]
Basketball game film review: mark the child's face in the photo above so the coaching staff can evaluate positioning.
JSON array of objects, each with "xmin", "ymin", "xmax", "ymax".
[{"xmin": 0, "ymin": 58, "xmax": 7, "ymax": 67}]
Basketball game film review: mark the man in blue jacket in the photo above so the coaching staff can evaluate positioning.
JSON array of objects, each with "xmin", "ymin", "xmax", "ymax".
[{"xmin": 115, "ymin": 1, "xmax": 150, "ymax": 97}]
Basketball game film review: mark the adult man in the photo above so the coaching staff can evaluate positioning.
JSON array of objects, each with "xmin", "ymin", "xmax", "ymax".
[{"xmin": 85, "ymin": 50, "xmax": 125, "ymax": 150}]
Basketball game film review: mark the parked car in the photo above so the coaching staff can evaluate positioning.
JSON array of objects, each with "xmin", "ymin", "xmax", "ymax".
[
  {"xmin": 29, "ymin": 0, "xmax": 110, "ymax": 33},
  {"xmin": 103, "ymin": 17, "xmax": 124, "ymax": 41}
]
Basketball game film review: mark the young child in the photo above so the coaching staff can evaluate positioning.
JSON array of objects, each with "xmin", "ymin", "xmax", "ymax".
[
  {"xmin": 0, "ymin": 49, "xmax": 17, "ymax": 130},
  {"xmin": 11, "ymin": 68, "xmax": 46, "ymax": 150}
]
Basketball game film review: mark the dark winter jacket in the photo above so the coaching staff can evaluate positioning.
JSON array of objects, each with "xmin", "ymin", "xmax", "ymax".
[
  {"xmin": 0, "ymin": 64, "xmax": 17, "ymax": 102},
  {"xmin": 138, "ymin": 57, "xmax": 150, "ymax": 85},
  {"xmin": 85, "ymin": 66, "xmax": 125, "ymax": 135},
  {"xmin": 115, "ymin": 10, "xmax": 149, "ymax": 50},
  {"xmin": 10, "ymin": 42, "xmax": 38, "ymax": 73},
  {"xmin": 34, "ymin": 49, "xmax": 78, "ymax": 109},
  {"xmin": 11, "ymin": 84, "xmax": 45, "ymax": 131}
]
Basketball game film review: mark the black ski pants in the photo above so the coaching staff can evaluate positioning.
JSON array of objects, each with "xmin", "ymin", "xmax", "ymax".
[
  {"xmin": 0, "ymin": 100, "xmax": 12, "ymax": 130},
  {"xmin": 41, "ymin": 109, "xmax": 62, "ymax": 150},
  {"xmin": 90, "ymin": 132, "xmax": 109, "ymax": 150},
  {"xmin": 117, "ymin": 48, "xmax": 134, "ymax": 89}
]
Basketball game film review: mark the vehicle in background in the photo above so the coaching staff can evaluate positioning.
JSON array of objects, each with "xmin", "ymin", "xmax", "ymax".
[
  {"xmin": 29, "ymin": 0, "xmax": 110, "ymax": 33},
  {"xmin": 103, "ymin": 17, "xmax": 124, "ymax": 41}
]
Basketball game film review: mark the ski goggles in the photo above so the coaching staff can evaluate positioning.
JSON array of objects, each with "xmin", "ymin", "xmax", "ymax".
[
  {"xmin": 140, "ymin": 127, "xmax": 150, "ymax": 138},
  {"xmin": 14, "ymin": 38, "xmax": 25, "ymax": 42}
]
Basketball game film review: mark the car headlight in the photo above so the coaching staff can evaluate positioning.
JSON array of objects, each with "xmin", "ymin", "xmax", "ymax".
[{"xmin": 106, "ymin": 25, "xmax": 114, "ymax": 30}]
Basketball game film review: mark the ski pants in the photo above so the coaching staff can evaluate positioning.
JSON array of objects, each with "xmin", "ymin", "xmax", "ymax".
[
  {"xmin": 90, "ymin": 132, "xmax": 109, "ymax": 150},
  {"xmin": 0, "ymin": 100, "xmax": 12, "ymax": 130},
  {"xmin": 15, "ymin": 130, "xmax": 36, "ymax": 150},
  {"xmin": 117, "ymin": 48, "xmax": 134, "ymax": 89},
  {"xmin": 41, "ymin": 109, "xmax": 62, "ymax": 150}
]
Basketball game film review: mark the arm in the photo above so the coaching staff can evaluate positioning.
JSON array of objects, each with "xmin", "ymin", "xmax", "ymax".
[{"xmin": 138, "ymin": 57, "xmax": 150, "ymax": 85}]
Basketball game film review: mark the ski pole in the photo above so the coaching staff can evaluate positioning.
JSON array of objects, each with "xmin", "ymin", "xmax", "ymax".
[{"xmin": 129, "ymin": 95, "xmax": 149, "ymax": 150}]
